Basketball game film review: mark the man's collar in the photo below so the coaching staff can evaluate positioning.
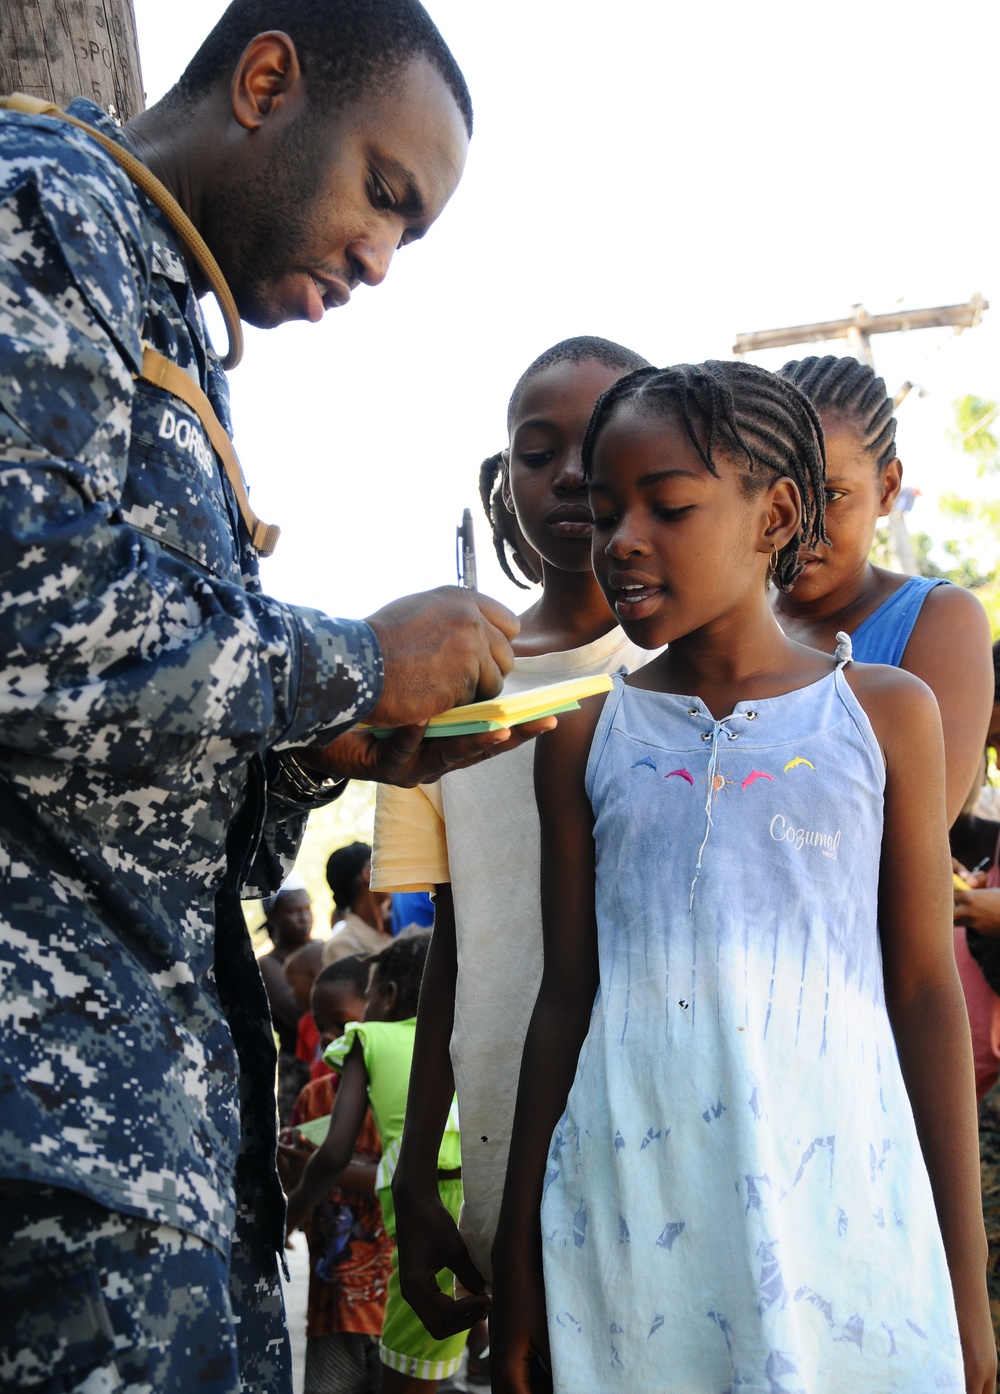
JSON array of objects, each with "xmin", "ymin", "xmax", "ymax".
[{"xmin": 66, "ymin": 98, "xmax": 141, "ymax": 157}]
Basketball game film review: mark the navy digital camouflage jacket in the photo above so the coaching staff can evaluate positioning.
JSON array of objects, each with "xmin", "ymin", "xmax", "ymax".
[{"xmin": 0, "ymin": 100, "xmax": 383, "ymax": 1258}]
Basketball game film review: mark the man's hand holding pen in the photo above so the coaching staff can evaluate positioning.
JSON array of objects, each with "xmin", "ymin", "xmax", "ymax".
[
  {"xmin": 366, "ymin": 586, "xmax": 516, "ymax": 724},
  {"xmin": 290, "ymin": 506, "xmax": 557, "ymax": 788},
  {"xmin": 291, "ymin": 583, "xmax": 555, "ymax": 788}
]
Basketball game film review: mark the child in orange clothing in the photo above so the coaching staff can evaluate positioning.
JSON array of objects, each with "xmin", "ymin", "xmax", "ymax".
[
  {"xmin": 281, "ymin": 956, "xmax": 393, "ymax": 1394},
  {"xmin": 284, "ymin": 940, "xmax": 331, "ymax": 1081}
]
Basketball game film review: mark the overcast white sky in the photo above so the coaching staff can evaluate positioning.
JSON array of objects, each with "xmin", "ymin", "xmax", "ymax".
[{"xmin": 133, "ymin": 0, "xmax": 999, "ymax": 622}]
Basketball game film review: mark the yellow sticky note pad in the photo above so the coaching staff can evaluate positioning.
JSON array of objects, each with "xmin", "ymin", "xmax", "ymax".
[{"xmin": 365, "ymin": 673, "xmax": 614, "ymax": 738}]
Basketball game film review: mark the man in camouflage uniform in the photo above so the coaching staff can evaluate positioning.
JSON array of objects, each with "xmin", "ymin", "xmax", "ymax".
[{"xmin": 0, "ymin": 3, "xmax": 528, "ymax": 1390}]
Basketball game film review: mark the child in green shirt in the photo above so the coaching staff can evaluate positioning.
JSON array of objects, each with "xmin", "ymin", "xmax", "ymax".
[{"xmin": 286, "ymin": 934, "xmax": 464, "ymax": 1392}]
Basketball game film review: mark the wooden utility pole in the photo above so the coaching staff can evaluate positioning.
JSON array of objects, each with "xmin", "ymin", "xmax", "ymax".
[
  {"xmin": 733, "ymin": 294, "xmax": 988, "ymax": 367},
  {"xmin": 1, "ymin": 0, "xmax": 145, "ymax": 122},
  {"xmin": 732, "ymin": 295, "xmax": 990, "ymax": 575}
]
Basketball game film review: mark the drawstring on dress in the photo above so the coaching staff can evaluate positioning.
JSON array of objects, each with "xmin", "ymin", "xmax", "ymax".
[{"xmin": 690, "ymin": 717, "xmax": 737, "ymax": 910}]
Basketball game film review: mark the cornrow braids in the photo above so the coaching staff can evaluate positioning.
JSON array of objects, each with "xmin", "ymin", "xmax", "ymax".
[
  {"xmin": 368, "ymin": 931, "xmax": 431, "ymax": 1017},
  {"xmin": 478, "ymin": 452, "xmax": 535, "ymax": 590},
  {"xmin": 779, "ymin": 356, "xmax": 897, "ymax": 475},
  {"xmin": 582, "ymin": 361, "xmax": 829, "ymax": 592}
]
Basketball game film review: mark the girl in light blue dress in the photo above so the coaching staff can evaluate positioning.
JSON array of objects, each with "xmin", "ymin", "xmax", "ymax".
[{"xmin": 490, "ymin": 361, "xmax": 994, "ymax": 1394}]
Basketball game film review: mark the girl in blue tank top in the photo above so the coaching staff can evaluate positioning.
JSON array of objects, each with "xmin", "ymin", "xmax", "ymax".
[
  {"xmin": 772, "ymin": 355, "xmax": 992, "ymax": 824},
  {"xmin": 491, "ymin": 361, "xmax": 993, "ymax": 1394}
]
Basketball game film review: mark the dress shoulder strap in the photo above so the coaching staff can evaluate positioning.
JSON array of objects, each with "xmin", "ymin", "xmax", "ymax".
[{"xmin": 834, "ymin": 630, "xmax": 853, "ymax": 667}]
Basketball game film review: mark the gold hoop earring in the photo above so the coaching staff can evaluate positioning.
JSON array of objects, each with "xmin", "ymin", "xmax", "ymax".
[{"xmin": 768, "ymin": 544, "xmax": 779, "ymax": 577}]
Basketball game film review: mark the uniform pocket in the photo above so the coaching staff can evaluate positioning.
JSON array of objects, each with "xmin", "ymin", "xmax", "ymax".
[
  {"xmin": 0, "ymin": 1259, "xmax": 124, "ymax": 1391},
  {"xmin": 121, "ymin": 377, "xmax": 242, "ymax": 582}
]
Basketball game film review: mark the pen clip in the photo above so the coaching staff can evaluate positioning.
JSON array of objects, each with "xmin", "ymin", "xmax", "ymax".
[{"xmin": 457, "ymin": 508, "xmax": 477, "ymax": 590}]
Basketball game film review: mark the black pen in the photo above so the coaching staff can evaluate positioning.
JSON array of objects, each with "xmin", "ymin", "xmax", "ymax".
[{"xmin": 457, "ymin": 508, "xmax": 477, "ymax": 590}]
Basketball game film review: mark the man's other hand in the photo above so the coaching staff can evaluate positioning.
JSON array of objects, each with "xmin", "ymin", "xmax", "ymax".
[
  {"xmin": 365, "ymin": 587, "xmax": 519, "ymax": 728},
  {"xmin": 297, "ymin": 718, "xmax": 556, "ymax": 788}
]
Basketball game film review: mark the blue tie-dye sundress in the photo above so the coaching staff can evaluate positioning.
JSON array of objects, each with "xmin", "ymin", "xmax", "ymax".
[{"xmin": 540, "ymin": 659, "xmax": 963, "ymax": 1393}]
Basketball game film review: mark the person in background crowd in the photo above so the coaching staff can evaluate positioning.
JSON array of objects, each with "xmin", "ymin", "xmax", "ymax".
[
  {"xmin": 286, "ymin": 939, "xmax": 331, "ymax": 1089},
  {"xmin": 280, "ymin": 956, "xmax": 392, "ymax": 1394},
  {"xmin": 951, "ymin": 765, "xmax": 1000, "ymax": 1103},
  {"xmin": 259, "ymin": 882, "xmax": 315, "ymax": 1123},
  {"xmin": 324, "ymin": 842, "xmax": 395, "ymax": 964},
  {"xmin": 951, "ymin": 641, "xmax": 1000, "ymax": 1364},
  {"xmin": 390, "ymin": 892, "xmax": 435, "ymax": 935},
  {"xmin": 260, "ymin": 884, "xmax": 315, "ymax": 1042},
  {"xmin": 288, "ymin": 935, "xmax": 467, "ymax": 1392}
]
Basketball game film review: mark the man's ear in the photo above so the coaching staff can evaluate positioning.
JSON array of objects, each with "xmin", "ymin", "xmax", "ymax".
[
  {"xmin": 878, "ymin": 458, "xmax": 903, "ymax": 517},
  {"xmin": 230, "ymin": 31, "xmax": 303, "ymax": 131},
  {"xmin": 382, "ymin": 980, "xmax": 400, "ymax": 1015},
  {"xmin": 761, "ymin": 477, "xmax": 803, "ymax": 556}
]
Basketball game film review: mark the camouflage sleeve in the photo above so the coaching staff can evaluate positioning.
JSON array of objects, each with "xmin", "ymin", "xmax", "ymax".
[
  {"xmin": 238, "ymin": 748, "xmax": 350, "ymax": 900},
  {"xmin": 0, "ymin": 122, "xmax": 382, "ymax": 775}
]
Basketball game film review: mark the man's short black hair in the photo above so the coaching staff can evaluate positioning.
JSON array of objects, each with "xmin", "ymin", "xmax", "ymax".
[{"xmin": 172, "ymin": 0, "xmax": 472, "ymax": 135}]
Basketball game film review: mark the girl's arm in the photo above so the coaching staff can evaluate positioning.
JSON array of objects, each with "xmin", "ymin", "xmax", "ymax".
[
  {"xmin": 899, "ymin": 583, "xmax": 993, "ymax": 825},
  {"xmin": 284, "ymin": 1039, "xmax": 370, "ymax": 1234},
  {"xmin": 849, "ymin": 663, "xmax": 996, "ymax": 1394},
  {"xmin": 392, "ymin": 883, "xmax": 492, "ymax": 1338},
  {"xmin": 278, "ymin": 1135, "xmax": 378, "ymax": 1199},
  {"xmin": 490, "ymin": 702, "xmax": 603, "ymax": 1394}
]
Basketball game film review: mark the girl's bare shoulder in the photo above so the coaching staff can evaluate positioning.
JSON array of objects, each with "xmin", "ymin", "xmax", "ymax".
[
  {"xmin": 534, "ymin": 690, "xmax": 607, "ymax": 790},
  {"xmin": 914, "ymin": 577, "xmax": 989, "ymax": 625},
  {"xmin": 841, "ymin": 659, "xmax": 942, "ymax": 756},
  {"xmin": 902, "ymin": 580, "xmax": 992, "ymax": 671}
]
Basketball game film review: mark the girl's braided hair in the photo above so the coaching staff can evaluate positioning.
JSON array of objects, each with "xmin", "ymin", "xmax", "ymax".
[
  {"xmin": 368, "ymin": 931, "xmax": 431, "ymax": 1018},
  {"xmin": 581, "ymin": 360, "xmax": 829, "ymax": 592},
  {"xmin": 779, "ymin": 355, "xmax": 897, "ymax": 474},
  {"xmin": 478, "ymin": 452, "xmax": 540, "ymax": 590}
]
